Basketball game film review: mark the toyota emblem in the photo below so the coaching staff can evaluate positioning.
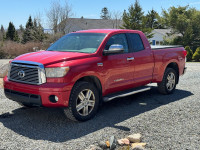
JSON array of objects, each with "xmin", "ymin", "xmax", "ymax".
[{"xmin": 18, "ymin": 70, "xmax": 25, "ymax": 78}]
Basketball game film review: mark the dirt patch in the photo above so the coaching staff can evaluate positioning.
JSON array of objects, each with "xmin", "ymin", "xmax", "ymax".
[
  {"xmin": 0, "ymin": 64, "xmax": 9, "ymax": 78},
  {"xmin": 0, "ymin": 78, "xmax": 3, "ymax": 88}
]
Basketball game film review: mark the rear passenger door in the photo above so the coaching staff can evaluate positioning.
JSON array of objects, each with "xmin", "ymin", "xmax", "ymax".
[{"xmin": 127, "ymin": 33, "xmax": 154, "ymax": 86}]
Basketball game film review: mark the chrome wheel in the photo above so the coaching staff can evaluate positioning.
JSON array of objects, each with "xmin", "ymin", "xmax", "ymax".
[
  {"xmin": 76, "ymin": 89, "xmax": 95, "ymax": 116},
  {"xmin": 166, "ymin": 72, "xmax": 175, "ymax": 91}
]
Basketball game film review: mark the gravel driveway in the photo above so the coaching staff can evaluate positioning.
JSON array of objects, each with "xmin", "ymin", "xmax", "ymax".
[{"xmin": 0, "ymin": 63, "xmax": 199, "ymax": 150}]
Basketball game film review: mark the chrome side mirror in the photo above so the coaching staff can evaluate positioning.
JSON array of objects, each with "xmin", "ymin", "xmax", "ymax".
[{"xmin": 103, "ymin": 44, "xmax": 124, "ymax": 55}]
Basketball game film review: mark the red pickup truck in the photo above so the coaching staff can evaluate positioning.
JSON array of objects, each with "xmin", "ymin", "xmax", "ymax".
[{"xmin": 3, "ymin": 29, "xmax": 187, "ymax": 121}]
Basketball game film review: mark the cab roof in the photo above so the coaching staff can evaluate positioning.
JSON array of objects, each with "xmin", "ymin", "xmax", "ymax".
[{"xmin": 74, "ymin": 29, "xmax": 140, "ymax": 34}]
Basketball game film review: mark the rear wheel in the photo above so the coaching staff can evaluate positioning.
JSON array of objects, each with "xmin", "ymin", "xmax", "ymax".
[
  {"xmin": 157, "ymin": 68, "xmax": 177, "ymax": 94},
  {"xmin": 64, "ymin": 81, "xmax": 99, "ymax": 121}
]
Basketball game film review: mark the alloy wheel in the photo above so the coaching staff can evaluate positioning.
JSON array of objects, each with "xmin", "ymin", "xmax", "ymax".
[
  {"xmin": 166, "ymin": 72, "xmax": 176, "ymax": 91},
  {"xmin": 76, "ymin": 89, "xmax": 95, "ymax": 116}
]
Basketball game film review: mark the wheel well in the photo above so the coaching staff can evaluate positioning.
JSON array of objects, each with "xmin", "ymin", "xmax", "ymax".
[
  {"xmin": 75, "ymin": 76, "xmax": 102, "ymax": 95},
  {"xmin": 166, "ymin": 62, "xmax": 179, "ymax": 84}
]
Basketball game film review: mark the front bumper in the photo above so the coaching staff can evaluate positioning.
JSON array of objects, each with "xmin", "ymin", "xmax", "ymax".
[
  {"xmin": 5, "ymin": 89, "xmax": 42, "ymax": 106},
  {"xmin": 3, "ymin": 77, "xmax": 73, "ymax": 107}
]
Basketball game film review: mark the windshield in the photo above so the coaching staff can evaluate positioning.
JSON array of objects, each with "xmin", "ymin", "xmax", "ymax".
[{"xmin": 47, "ymin": 33, "xmax": 106, "ymax": 53}]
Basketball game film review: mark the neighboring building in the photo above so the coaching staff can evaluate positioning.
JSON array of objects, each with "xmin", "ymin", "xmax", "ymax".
[
  {"xmin": 43, "ymin": 29, "xmax": 54, "ymax": 34},
  {"xmin": 64, "ymin": 18, "xmax": 123, "ymax": 33},
  {"xmin": 150, "ymin": 29, "xmax": 171, "ymax": 45},
  {"xmin": 149, "ymin": 29, "xmax": 181, "ymax": 45}
]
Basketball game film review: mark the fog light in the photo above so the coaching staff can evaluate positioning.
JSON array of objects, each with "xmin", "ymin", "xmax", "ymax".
[
  {"xmin": 49, "ymin": 95, "xmax": 59, "ymax": 103},
  {"xmin": 55, "ymin": 96, "xmax": 58, "ymax": 102}
]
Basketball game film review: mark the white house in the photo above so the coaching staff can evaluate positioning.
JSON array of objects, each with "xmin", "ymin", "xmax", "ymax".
[
  {"xmin": 43, "ymin": 29, "xmax": 54, "ymax": 34},
  {"xmin": 150, "ymin": 29, "xmax": 172, "ymax": 45}
]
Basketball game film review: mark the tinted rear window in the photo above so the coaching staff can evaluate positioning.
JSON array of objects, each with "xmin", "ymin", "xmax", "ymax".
[{"xmin": 128, "ymin": 33, "xmax": 144, "ymax": 52}]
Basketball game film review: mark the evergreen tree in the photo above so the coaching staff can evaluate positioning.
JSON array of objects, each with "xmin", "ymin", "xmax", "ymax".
[
  {"xmin": 37, "ymin": 23, "xmax": 46, "ymax": 42},
  {"xmin": 33, "ymin": 19, "xmax": 38, "ymax": 41},
  {"xmin": 0, "ymin": 25, "xmax": 5, "ymax": 41},
  {"xmin": 17, "ymin": 25, "xmax": 25, "ymax": 42},
  {"xmin": 100, "ymin": 7, "xmax": 110, "ymax": 19},
  {"xmin": 23, "ymin": 16, "xmax": 35, "ymax": 43},
  {"xmin": 0, "ymin": 25, "xmax": 4, "ymax": 33},
  {"xmin": 6, "ymin": 22, "xmax": 19, "ymax": 42},
  {"xmin": 145, "ymin": 9, "xmax": 163, "ymax": 29},
  {"xmin": 23, "ymin": 16, "xmax": 46, "ymax": 43},
  {"xmin": 19, "ymin": 24, "xmax": 25, "ymax": 32},
  {"xmin": 185, "ymin": 46, "xmax": 193, "ymax": 61},
  {"xmin": 33, "ymin": 19, "xmax": 45, "ymax": 42},
  {"xmin": 26, "ymin": 16, "xmax": 34, "ymax": 29},
  {"xmin": 121, "ymin": 0, "xmax": 153, "ymax": 39}
]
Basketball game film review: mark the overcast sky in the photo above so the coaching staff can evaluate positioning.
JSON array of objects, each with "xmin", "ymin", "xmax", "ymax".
[{"xmin": 0, "ymin": 0, "xmax": 200, "ymax": 29}]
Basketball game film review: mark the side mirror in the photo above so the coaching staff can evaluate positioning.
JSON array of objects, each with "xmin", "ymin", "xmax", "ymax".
[{"xmin": 103, "ymin": 44, "xmax": 124, "ymax": 55}]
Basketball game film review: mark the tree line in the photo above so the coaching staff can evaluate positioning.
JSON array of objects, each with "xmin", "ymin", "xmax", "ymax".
[{"xmin": 0, "ymin": 16, "xmax": 46, "ymax": 44}]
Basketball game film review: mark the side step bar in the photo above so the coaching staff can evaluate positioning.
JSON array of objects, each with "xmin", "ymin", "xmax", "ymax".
[{"xmin": 103, "ymin": 86, "xmax": 151, "ymax": 102}]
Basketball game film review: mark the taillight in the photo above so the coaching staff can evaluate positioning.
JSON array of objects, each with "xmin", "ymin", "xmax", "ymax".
[{"xmin": 183, "ymin": 50, "xmax": 187, "ymax": 57}]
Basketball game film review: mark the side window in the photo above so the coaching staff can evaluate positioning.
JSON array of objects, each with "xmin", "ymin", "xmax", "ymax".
[
  {"xmin": 128, "ymin": 33, "xmax": 144, "ymax": 52},
  {"xmin": 105, "ymin": 34, "xmax": 129, "ymax": 53}
]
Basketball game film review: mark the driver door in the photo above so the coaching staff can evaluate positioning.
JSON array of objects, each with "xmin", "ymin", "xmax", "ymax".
[{"xmin": 102, "ymin": 33, "xmax": 135, "ymax": 95}]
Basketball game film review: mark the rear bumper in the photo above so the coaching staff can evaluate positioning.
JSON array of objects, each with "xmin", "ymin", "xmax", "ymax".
[{"xmin": 3, "ymin": 77, "xmax": 73, "ymax": 107}]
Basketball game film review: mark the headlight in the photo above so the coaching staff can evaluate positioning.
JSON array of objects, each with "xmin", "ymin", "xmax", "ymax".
[{"xmin": 45, "ymin": 67, "xmax": 70, "ymax": 78}]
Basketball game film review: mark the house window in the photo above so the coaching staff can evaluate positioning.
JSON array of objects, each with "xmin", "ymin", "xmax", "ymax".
[{"xmin": 156, "ymin": 41, "xmax": 159, "ymax": 45}]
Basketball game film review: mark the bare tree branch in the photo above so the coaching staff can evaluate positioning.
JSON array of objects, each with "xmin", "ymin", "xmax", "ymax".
[
  {"xmin": 110, "ymin": 11, "xmax": 122, "ymax": 28},
  {"xmin": 46, "ymin": 0, "xmax": 73, "ymax": 34}
]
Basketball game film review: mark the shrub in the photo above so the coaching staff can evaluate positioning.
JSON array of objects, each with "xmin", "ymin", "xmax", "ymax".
[
  {"xmin": 192, "ymin": 47, "xmax": 200, "ymax": 62},
  {"xmin": 0, "ymin": 50, "xmax": 7, "ymax": 59},
  {"xmin": 0, "ymin": 42, "xmax": 7, "ymax": 58},
  {"xmin": 185, "ymin": 46, "xmax": 193, "ymax": 61},
  {"xmin": 0, "ymin": 41, "xmax": 46, "ymax": 59}
]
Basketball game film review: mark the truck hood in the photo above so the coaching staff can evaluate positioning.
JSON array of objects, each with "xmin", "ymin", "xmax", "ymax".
[{"xmin": 14, "ymin": 51, "xmax": 92, "ymax": 66}]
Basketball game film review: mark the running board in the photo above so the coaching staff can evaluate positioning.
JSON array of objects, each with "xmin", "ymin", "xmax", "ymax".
[{"xmin": 103, "ymin": 86, "xmax": 151, "ymax": 102}]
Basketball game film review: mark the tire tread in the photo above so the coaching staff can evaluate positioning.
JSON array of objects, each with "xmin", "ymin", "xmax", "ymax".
[
  {"xmin": 64, "ymin": 81, "xmax": 88, "ymax": 121},
  {"xmin": 64, "ymin": 81, "xmax": 99, "ymax": 121},
  {"xmin": 157, "ymin": 68, "xmax": 177, "ymax": 95}
]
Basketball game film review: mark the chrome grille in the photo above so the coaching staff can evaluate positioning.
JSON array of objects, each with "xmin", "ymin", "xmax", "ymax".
[{"xmin": 8, "ymin": 60, "xmax": 46, "ymax": 85}]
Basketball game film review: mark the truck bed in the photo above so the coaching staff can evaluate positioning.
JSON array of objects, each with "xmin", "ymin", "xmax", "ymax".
[
  {"xmin": 151, "ymin": 45, "xmax": 183, "ymax": 50},
  {"xmin": 151, "ymin": 45, "xmax": 186, "ymax": 83}
]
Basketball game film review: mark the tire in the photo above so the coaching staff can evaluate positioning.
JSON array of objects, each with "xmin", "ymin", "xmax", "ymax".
[
  {"xmin": 157, "ymin": 68, "xmax": 178, "ymax": 95},
  {"xmin": 64, "ymin": 81, "xmax": 100, "ymax": 121}
]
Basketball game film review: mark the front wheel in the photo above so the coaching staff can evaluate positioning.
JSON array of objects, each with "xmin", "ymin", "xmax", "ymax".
[
  {"xmin": 157, "ymin": 68, "xmax": 178, "ymax": 94},
  {"xmin": 64, "ymin": 81, "xmax": 99, "ymax": 121}
]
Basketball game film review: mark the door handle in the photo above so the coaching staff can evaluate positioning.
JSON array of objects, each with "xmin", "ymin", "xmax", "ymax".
[{"xmin": 127, "ymin": 57, "xmax": 134, "ymax": 61}]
